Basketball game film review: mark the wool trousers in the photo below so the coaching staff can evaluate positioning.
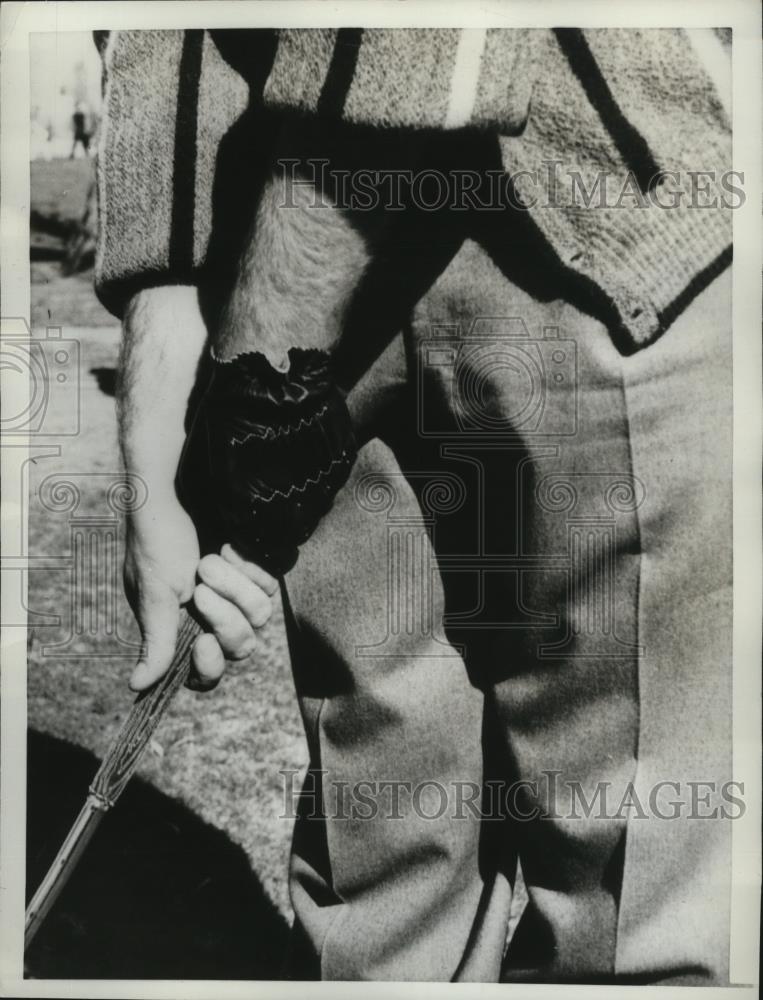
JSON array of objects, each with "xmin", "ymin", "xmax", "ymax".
[{"xmin": 280, "ymin": 246, "xmax": 732, "ymax": 982}]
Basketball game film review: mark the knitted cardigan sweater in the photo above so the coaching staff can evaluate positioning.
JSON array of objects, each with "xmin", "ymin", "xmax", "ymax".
[{"xmin": 94, "ymin": 28, "xmax": 732, "ymax": 353}]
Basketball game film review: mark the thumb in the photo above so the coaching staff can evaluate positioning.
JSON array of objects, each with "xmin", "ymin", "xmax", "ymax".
[{"xmin": 129, "ymin": 587, "xmax": 180, "ymax": 692}]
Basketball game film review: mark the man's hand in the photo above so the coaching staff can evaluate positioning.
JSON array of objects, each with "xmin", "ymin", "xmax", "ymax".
[
  {"xmin": 190, "ymin": 543, "xmax": 278, "ymax": 692},
  {"xmin": 125, "ymin": 497, "xmax": 276, "ymax": 693},
  {"xmin": 123, "ymin": 496, "xmax": 198, "ymax": 691},
  {"xmin": 118, "ymin": 285, "xmax": 276, "ymax": 693}
]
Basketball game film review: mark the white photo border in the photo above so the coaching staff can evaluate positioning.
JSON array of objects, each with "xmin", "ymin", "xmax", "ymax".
[{"xmin": 1, "ymin": 2, "xmax": 760, "ymax": 997}]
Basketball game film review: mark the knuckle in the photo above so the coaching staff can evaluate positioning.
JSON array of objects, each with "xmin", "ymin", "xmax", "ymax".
[
  {"xmin": 249, "ymin": 595, "xmax": 273, "ymax": 628},
  {"xmin": 249, "ymin": 566, "xmax": 278, "ymax": 596},
  {"xmin": 192, "ymin": 637, "xmax": 225, "ymax": 680},
  {"xmin": 193, "ymin": 582, "xmax": 215, "ymax": 614},
  {"xmin": 255, "ymin": 568, "xmax": 279, "ymax": 596},
  {"xmin": 231, "ymin": 635, "xmax": 257, "ymax": 661},
  {"xmin": 198, "ymin": 554, "xmax": 223, "ymax": 587}
]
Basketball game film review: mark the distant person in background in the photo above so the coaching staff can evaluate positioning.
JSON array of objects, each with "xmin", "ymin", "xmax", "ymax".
[{"xmin": 70, "ymin": 102, "xmax": 91, "ymax": 158}]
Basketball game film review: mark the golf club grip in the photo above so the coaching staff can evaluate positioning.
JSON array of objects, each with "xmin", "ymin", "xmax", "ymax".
[{"xmin": 88, "ymin": 607, "xmax": 202, "ymax": 807}]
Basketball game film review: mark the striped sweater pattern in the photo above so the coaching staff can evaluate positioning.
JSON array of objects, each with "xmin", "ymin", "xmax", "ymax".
[{"xmin": 94, "ymin": 27, "xmax": 732, "ymax": 352}]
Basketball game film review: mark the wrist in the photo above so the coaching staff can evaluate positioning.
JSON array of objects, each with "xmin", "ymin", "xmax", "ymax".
[{"xmin": 118, "ymin": 283, "xmax": 208, "ymax": 505}]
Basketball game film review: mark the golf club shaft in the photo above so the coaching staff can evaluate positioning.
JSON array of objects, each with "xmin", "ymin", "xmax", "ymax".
[
  {"xmin": 24, "ymin": 796, "xmax": 105, "ymax": 950},
  {"xmin": 24, "ymin": 607, "xmax": 202, "ymax": 951}
]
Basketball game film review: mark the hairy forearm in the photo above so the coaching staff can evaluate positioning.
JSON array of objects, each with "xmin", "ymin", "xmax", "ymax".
[
  {"xmin": 118, "ymin": 286, "xmax": 208, "ymax": 501},
  {"xmin": 215, "ymin": 169, "xmax": 369, "ymax": 366}
]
